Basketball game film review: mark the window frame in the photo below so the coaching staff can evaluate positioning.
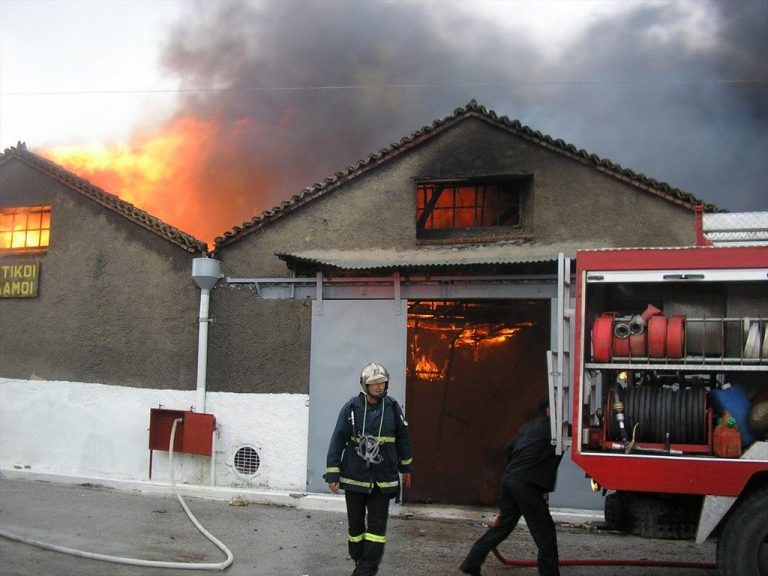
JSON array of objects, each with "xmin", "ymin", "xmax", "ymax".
[
  {"xmin": 0, "ymin": 205, "xmax": 52, "ymax": 252},
  {"xmin": 415, "ymin": 175, "xmax": 531, "ymax": 241}
]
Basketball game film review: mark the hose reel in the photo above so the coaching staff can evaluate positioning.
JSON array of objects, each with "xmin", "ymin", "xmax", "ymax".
[{"xmin": 608, "ymin": 387, "xmax": 707, "ymax": 445}]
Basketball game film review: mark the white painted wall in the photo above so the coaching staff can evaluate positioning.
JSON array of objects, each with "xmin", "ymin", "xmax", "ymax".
[{"xmin": 0, "ymin": 378, "xmax": 309, "ymax": 491}]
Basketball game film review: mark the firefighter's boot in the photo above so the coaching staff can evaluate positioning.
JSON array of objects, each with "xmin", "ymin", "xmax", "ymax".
[{"xmin": 351, "ymin": 559, "xmax": 378, "ymax": 576}]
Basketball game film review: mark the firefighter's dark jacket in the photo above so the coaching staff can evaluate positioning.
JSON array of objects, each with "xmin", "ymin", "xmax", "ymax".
[
  {"xmin": 503, "ymin": 413, "xmax": 562, "ymax": 492},
  {"xmin": 324, "ymin": 393, "xmax": 413, "ymax": 495}
]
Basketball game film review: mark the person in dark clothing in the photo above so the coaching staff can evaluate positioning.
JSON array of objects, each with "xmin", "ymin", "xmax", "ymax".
[
  {"xmin": 324, "ymin": 362, "xmax": 413, "ymax": 576},
  {"xmin": 460, "ymin": 397, "xmax": 563, "ymax": 576}
]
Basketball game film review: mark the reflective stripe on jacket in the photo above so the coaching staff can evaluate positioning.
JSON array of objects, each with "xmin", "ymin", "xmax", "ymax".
[{"xmin": 323, "ymin": 393, "xmax": 413, "ymax": 494}]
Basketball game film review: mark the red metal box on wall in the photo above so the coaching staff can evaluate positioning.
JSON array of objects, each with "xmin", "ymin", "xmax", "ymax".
[{"xmin": 148, "ymin": 408, "xmax": 216, "ymax": 456}]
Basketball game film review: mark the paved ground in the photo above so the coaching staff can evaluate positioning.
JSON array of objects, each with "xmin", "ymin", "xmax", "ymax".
[{"xmin": 0, "ymin": 476, "xmax": 717, "ymax": 576}]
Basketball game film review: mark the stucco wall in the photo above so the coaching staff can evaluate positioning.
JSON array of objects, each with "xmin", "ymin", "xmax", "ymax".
[
  {"xmin": 0, "ymin": 160, "xmax": 200, "ymax": 388},
  {"xmin": 206, "ymin": 291, "xmax": 312, "ymax": 394},
  {"xmin": 0, "ymin": 378, "xmax": 309, "ymax": 491}
]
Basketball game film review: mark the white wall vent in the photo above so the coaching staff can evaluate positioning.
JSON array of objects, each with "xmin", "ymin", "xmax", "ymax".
[{"xmin": 232, "ymin": 445, "xmax": 261, "ymax": 476}]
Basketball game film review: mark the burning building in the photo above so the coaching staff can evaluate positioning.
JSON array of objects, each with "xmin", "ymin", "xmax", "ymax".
[
  {"xmin": 0, "ymin": 101, "xmax": 715, "ymax": 508},
  {"xmin": 208, "ymin": 100, "xmax": 712, "ymax": 506}
]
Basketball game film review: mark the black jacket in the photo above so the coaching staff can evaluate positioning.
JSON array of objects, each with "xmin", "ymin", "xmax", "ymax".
[
  {"xmin": 324, "ymin": 393, "xmax": 413, "ymax": 495},
  {"xmin": 503, "ymin": 414, "xmax": 562, "ymax": 491}
]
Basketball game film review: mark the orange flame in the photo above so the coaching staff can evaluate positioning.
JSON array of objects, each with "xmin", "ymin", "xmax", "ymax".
[
  {"xmin": 42, "ymin": 116, "xmax": 256, "ymax": 247},
  {"xmin": 455, "ymin": 326, "xmax": 523, "ymax": 347},
  {"xmin": 413, "ymin": 353, "xmax": 444, "ymax": 381}
]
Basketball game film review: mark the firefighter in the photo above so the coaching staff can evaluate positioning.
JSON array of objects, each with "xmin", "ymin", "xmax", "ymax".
[
  {"xmin": 459, "ymin": 396, "xmax": 563, "ymax": 576},
  {"xmin": 324, "ymin": 362, "xmax": 413, "ymax": 576}
]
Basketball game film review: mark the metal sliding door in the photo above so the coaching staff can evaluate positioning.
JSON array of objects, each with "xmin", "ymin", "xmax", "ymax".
[{"xmin": 306, "ymin": 299, "xmax": 407, "ymax": 493}]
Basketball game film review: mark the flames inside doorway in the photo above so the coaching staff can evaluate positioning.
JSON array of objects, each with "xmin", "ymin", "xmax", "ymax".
[{"xmin": 404, "ymin": 300, "xmax": 550, "ymax": 506}]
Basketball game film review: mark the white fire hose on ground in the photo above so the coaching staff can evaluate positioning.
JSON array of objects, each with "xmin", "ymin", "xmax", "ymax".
[{"xmin": 0, "ymin": 418, "xmax": 234, "ymax": 570}]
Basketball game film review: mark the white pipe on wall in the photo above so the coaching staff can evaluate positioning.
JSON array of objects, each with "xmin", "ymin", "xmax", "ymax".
[
  {"xmin": 196, "ymin": 288, "xmax": 211, "ymax": 413},
  {"xmin": 191, "ymin": 257, "xmax": 222, "ymax": 414}
]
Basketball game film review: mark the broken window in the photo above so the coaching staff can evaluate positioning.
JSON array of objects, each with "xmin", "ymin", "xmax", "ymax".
[
  {"xmin": 416, "ymin": 177, "xmax": 529, "ymax": 239},
  {"xmin": 0, "ymin": 206, "xmax": 52, "ymax": 250}
]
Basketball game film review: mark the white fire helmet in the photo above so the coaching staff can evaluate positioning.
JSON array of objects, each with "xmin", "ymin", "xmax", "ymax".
[{"xmin": 360, "ymin": 362, "xmax": 390, "ymax": 396}]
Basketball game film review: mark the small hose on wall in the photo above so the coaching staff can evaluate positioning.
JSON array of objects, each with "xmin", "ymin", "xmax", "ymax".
[{"xmin": 0, "ymin": 418, "xmax": 234, "ymax": 570}]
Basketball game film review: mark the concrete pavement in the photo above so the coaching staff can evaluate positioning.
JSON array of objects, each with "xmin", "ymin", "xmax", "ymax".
[{"xmin": 0, "ymin": 471, "xmax": 717, "ymax": 576}]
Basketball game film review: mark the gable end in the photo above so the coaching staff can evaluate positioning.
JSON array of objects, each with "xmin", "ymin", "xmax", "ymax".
[{"xmin": 214, "ymin": 100, "xmax": 719, "ymax": 250}]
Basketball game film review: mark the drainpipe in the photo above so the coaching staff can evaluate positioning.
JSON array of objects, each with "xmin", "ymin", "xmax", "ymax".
[{"xmin": 191, "ymin": 257, "xmax": 222, "ymax": 413}]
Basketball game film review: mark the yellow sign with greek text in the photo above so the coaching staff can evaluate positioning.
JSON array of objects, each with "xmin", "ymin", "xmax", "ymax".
[{"xmin": 0, "ymin": 261, "xmax": 39, "ymax": 298}]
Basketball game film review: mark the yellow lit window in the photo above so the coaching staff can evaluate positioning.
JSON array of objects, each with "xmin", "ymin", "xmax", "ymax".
[{"xmin": 0, "ymin": 206, "xmax": 51, "ymax": 250}]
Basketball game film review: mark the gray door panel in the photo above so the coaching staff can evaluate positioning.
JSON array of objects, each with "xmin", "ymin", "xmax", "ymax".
[{"xmin": 306, "ymin": 300, "xmax": 407, "ymax": 493}]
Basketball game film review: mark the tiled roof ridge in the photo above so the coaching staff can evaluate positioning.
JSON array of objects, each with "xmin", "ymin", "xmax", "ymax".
[
  {"xmin": 1, "ymin": 142, "xmax": 208, "ymax": 254},
  {"xmin": 214, "ymin": 99, "xmax": 719, "ymax": 249},
  {"xmin": 464, "ymin": 100, "xmax": 719, "ymax": 211}
]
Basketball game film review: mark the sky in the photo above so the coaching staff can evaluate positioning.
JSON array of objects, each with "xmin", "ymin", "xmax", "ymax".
[{"xmin": 1, "ymin": 0, "xmax": 766, "ymax": 246}]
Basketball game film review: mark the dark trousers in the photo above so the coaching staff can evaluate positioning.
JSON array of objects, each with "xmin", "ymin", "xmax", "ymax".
[
  {"xmin": 345, "ymin": 489, "xmax": 391, "ymax": 576},
  {"xmin": 461, "ymin": 475, "xmax": 560, "ymax": 576}
]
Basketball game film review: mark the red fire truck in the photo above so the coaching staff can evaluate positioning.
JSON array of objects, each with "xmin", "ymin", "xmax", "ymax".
[{"xmin": 550, "ymin": 213, "xmax": 768, "ymax": 575}]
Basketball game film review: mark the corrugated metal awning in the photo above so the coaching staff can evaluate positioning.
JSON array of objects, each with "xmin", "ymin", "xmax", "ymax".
[{"xmin": 277, "ymin": 241, "xmax": 604, "ymax": 271}]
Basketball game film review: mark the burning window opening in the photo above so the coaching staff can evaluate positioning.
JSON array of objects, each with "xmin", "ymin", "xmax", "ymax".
[
  {"xmin": 0, "ymin": 206, "xmax": 51, "ymax": 250},
  {"xmin": 415, "ymin": 177, "xmax": 530, "ymax": 239}
]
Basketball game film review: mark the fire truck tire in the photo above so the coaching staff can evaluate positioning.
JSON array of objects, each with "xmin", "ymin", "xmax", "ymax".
[
  {"xmin": 603, "ymin": 492, "xmax": 631, "ymax": 533},
  {"xmin": 716, "ymin": 488, "xmax": 768, "ymax": 576},
  {"xmin": 631, "ymin": 496, "xmax": 698, "ymax": 540},
  {"xmin": 604, "ymin": 492, "xmax": 699, "ymax": 540}
]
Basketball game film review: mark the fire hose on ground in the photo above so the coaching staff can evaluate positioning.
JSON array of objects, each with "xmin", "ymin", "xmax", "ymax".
[
  {"xmin": 0, "ymin": 418, "xmax": 234, "ymax": 570},
  {"xmin": 490, "ymin": 515, "xmax": 716, "ymax": 570}
]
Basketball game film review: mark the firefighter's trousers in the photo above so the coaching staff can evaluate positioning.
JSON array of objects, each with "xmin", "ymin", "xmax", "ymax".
[
  {"xmin": 461, "ymin": 475, "xmax": 560, "ymax": 576},
  {"xmin": 345, "ymin": 488, "xmax": 391, "ymax": 576}
]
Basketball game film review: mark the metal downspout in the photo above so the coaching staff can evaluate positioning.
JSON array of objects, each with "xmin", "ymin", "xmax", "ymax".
[
  {"xmin": 191, "ymin": 257, "xmax": 222, "ymax": 413},
  {"xmin": 196, "ymin": 287, "xmax": 212, "ymax": 412}
]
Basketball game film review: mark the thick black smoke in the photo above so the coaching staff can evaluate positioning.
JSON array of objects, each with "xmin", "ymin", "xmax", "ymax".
[{"xmin": 160, "ymin": 0, "xmax": 767, "ymax": 230}]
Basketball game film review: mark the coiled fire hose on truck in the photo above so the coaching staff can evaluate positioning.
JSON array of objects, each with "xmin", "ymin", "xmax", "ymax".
[
  {"xmin": 490, "ymin": 515, "xmax": 715, "ymax": 570},
  {"xmin": 0, "ymin": 418, "xmax": 234, "ymax": 570}
]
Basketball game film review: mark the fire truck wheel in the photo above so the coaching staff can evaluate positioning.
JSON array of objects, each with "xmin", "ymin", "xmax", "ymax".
[
  {"xmin": 630, "ymin": 495, "xmax": 699, "ymax": 540},
  {"xmin": 716, "ymin": 487, "xmax": 768, "ymax": 576},
  {"xmin": 603, "ymin": 492, "xmax": 699, "ymax": 540}
]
